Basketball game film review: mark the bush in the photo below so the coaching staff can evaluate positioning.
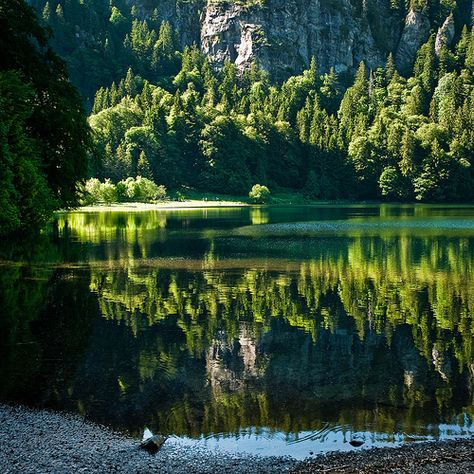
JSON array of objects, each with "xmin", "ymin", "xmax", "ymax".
[
  {"xmin": 100, "ymin": 179, "xmax": 118, "ymax": 204},
  {"xmin": 80, "ymin": 176, "xmax": 166, "ymax": 205},
  {"xmin": 249, "ymin": 184, "xmax": 270, "ymax": 204},
  {"xmin": 117, "ymin": 176, "xmax": 167, "ymax": 202},
  {"xmin": 80, "ymin": 178, "xmax": 102, "ymax": 205},
  {"xmin": 80, "ymin": 178, "xmax": 118, "ymax": 205}
]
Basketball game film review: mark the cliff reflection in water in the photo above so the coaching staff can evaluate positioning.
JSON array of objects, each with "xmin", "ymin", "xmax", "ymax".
[{"xmin": 1, "ymin": 206, "xmax": 474, "ymax": 446}]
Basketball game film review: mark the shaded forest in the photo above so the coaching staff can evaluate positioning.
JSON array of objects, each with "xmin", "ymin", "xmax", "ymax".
[{"xmin": 0, "ymin": 0, "xmax": 92, "ymax": 235}]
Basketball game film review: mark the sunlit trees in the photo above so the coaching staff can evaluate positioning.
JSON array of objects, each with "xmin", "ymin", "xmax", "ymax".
[
  {"xmin": 80, "ymin": 177, "xmax": 167, "ymax": 204},
  {"xmin": 68, "ymin": 6, "xmax": 474, "ymax": 204},
  {"xmin": 249, "ymin": 184, "xmax": 271, "ymax": 203},
  {"xmin": 117, "ymin": 176, "xmax": 167, "ymax": 202}
]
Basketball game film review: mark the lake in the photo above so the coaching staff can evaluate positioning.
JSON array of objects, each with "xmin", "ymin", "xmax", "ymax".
[{"xmin": 1, "ymin": 204, "xmax": 474, "ymax": 459}]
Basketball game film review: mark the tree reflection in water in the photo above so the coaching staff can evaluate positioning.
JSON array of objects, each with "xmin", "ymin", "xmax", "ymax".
[{"xmin": 1, "ymin": 206, "xmax": 473, "ymax": 448}]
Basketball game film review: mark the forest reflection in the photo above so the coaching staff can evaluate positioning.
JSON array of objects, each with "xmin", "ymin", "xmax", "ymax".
[
  {"xmin": 65, "ymin": 210, "xmax": 474, "ymax": 437},
  {"xmin": 2, "ymin": 207, "xmax": 474, "ymax": 444}
]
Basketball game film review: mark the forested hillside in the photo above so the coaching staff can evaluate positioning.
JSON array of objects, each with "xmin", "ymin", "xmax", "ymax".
[
  {"xmin": 1, "ymin": 0, "xmax": 473, "ymax": 238},
  {"xmin": 88, "ymin": 34, "xmax": 474, "ymax": 202},
  {"xmin": 25, "ymin": 0, "xmax": 473, "ymax": 202}
]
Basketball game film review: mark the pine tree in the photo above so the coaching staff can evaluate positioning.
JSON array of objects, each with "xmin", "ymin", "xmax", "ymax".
[
  {"xmin": 465, "ymin": 28, "xmax": 474, "ymax": 70},
  {"xmin": 414, "ymin": 35, "xmax": 438, "ymax": 93},
  {"xmin": 338, "ymin": 62, "xmax": 370, "ymax": 144},
  {"xmin": 399, "ymin": 130, "xmax": 416, "ymax": 177},
  {"xmin": 296, "ymin": 97, "xmax": 312, "ymax": 144},
  {"xmin": 455, "ymin": 26, "xmax": 470, "ymax": 64},
  {"xmin": 55, "ymin": 3, "xmax": 64, "ymax": 22},
  {"xmin": 137, "ymin": 151, "xmax": 153, "ymax": 180},
  {"xmin": 42, "ymin": 1, "xmax": 52, "ymax": 22},
  {"xmin": 385, "ymin": 53, "xmax": 396, "ymax": 81},
  {"xmin": 124, "ymin": 68, "xmax": 135, "ymax": 96}
]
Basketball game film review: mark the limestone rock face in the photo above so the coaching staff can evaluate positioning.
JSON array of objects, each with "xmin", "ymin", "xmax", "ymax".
[
  {"xmin": 435, "ymin": 15, "xmax": 455, "ymax": 55},
  {"xmin": 395, "ymin": 8, "xmax": 431, "ymax": 73},
  {"xmin": 132, "ymin": 0, "xmax": 468, "ymax": 78},
  {"xmin": 200, "ymin": 0, "xmax": 397, "ymax": 80}
]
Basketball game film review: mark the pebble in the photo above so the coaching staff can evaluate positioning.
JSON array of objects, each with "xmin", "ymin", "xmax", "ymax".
[{"xmin": 2, "ymin": 404, "xmax": 474, "ymax": 474}]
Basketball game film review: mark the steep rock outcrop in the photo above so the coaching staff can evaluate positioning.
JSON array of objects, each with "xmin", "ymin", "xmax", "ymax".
[
  {"xmin": 435, "ymin": 14, "xmax": 455, "ymax": 55},
  {"xmin": 201, "ymin": 0, "xmax": 401, "ymax": 80},
  {"xmin": 394, "ymin": 8, "xmax": 431, "ymax": 73},
  {"xmin": 133, "ymin": 0, "xmax": 466, "ymax": 79}
]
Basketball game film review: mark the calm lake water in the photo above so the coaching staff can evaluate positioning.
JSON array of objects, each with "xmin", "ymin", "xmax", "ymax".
[{"xmin": 1, "ymin": 204, "xmax": 474, "ymax": 459}]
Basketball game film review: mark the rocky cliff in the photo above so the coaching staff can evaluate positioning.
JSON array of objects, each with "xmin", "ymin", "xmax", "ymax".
[
  {"xmin": 200, "ymin": 0, "xmax": 405, "ymax": 79},
  {"xmin": 131, "ymin": 0, "xmax": 465, "ymax": 79}
]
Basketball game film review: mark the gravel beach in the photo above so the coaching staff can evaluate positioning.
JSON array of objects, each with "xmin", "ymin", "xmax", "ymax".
[
  {"xmin": 0, "ymin": 404, "xmax": 294, "ymax": 474},
  {"xmin": 2, "ymin": 404, "xmax": 474, "ymax": 474}
]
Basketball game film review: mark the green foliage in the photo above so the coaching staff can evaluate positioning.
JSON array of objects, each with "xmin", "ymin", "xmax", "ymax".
[
  {"xmin": 81, "ymin": 177, "xmax": 167, "ymax": 204},
  {"xmin": 249, "ymin": 184, "xmax": 271, "ymax": 203},
  {"xmin": 379, "ymin": 166, "xmax": 409, "ymax": 199},
  {"xmin": 28, "ymin": 0, "xmax": 474, "ymax": 204},
  {"xmin": 0, "ymin": 71, "xmax": 54, "ymax": 234},
  {"xmin": 84, "ymin": 28, "xmax": 474, "ymax": 203},
  {"xmin": 80, "ymin": 178, "xmax": 116, "ymax": 205},
  {"xmin": 109, "ymin": 6, "xmax": 126, "ymax": 26},
  {"xmin": 117, "ymin": 176, "xmax": 167, "ymax": 202},
  {"xmin": 0, "ymin": 0, "xmax": 91, "ymax": 235}
]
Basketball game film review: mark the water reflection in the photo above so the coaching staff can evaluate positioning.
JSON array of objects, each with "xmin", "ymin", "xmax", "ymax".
[{"xmin": 1, "ymin": 205, "xmax": 474, "ymax": 458}]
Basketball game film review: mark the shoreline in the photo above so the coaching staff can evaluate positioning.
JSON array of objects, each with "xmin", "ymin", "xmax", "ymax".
[
  {"xmin": 0, "ymin": 404, "xmax": 294, "ymax": 474},
  {"xmin": 65, "ymin": 200, "xmax": 249, "ymax": 213},
  {"xmin": 57, "ymin": 201, "xmax": 474, "ymax": 214},
  {"xmin": 2, "ymin": 404, "xmax": 474, "ymax": 473}
]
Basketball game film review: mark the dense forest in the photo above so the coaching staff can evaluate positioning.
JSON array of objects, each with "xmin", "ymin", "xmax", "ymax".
[
  {"xmin": 34, "ymin": 0, "xmax": 474, "ymax": 201},
  {"xmin": 1, "ymin": 0, "xmax": 474, "ymax": 235},
  {"xmin": 0, "ymin": 0, "xmax": 92, "ymax": 235}
]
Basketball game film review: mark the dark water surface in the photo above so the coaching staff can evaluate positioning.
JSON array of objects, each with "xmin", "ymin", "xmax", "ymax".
[{"xmin": 1, "ymin": 204, "xmax": 474, "ymax": 458}]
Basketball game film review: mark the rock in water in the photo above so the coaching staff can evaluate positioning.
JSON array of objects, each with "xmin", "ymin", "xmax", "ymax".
[
  {"xmin": 349, "ymin": 440, "xmax": 365, "ymax": 447},
  {"xmin": 140, "ymin": 435, "xmax": 167, "ymax": 454}
]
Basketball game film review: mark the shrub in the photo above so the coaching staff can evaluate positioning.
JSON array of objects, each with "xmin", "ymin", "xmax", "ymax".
[
  {"xmin": 249, "ymin": 184, "xmax": 270, "ymax": 204},
  {"xmin": 80, "ymin": 178, "xmax": 101, "ymax": 205},
  {"xmin": 100, "ymin": 179, "xmax": 118, "ymax": 204},
  {"xmin": 117, "ymin": 176, "xmax": 167, "ymax": 202},
  {"xmin": 81, "ymin": 177, "xmax": 166, "ymax": 204},
  {"xmin": 80, "ymin": 178, "xmax": 118, "ymax": 204}
]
